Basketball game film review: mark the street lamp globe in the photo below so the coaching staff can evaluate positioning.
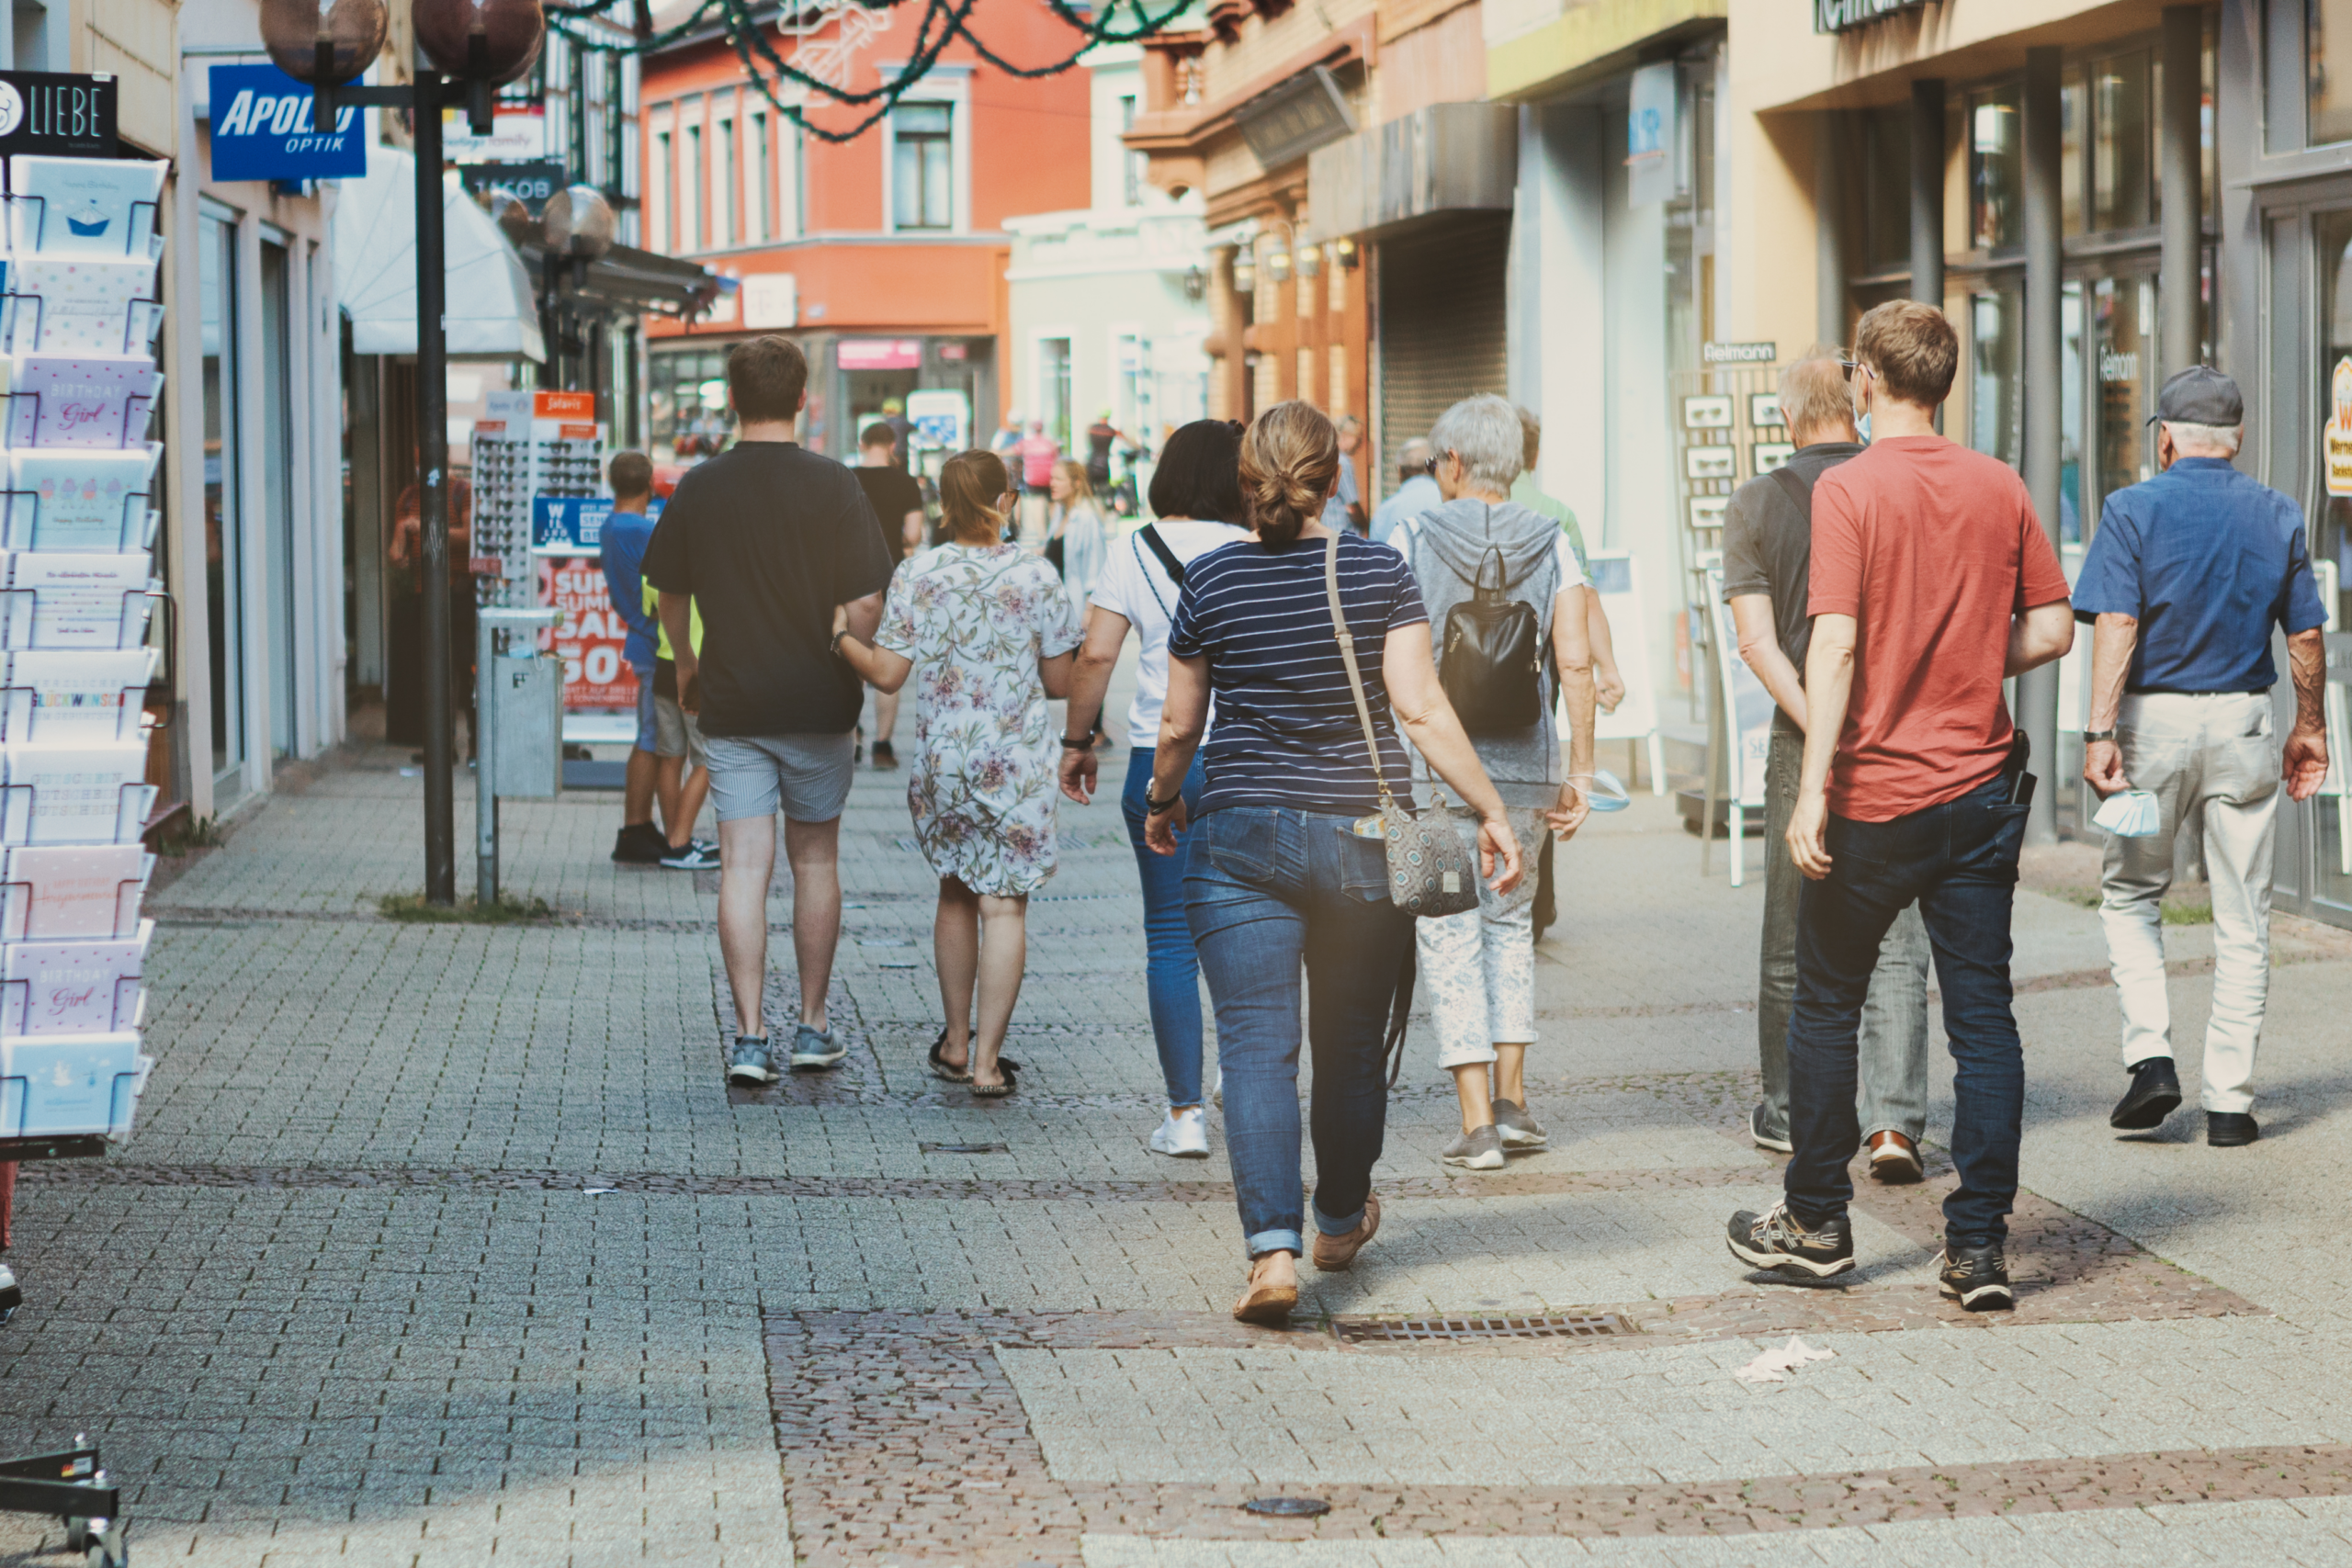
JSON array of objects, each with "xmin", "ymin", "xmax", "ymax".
[
  {"xmin": 413, "ymin": 0, "xmax": 547, "ymax": 85},
  {"xmin": 258, "ymin": 0, "xmax": 388, "ymax": 85},
  {"xmin": 542, "ymin": 184, "xmax": 616, "ymax": 260}
]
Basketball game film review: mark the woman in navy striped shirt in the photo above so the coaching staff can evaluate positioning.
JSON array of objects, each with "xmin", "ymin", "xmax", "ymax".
[{"xmin": 1145, "ymin": 400, "xmax": 1524, "ymax": 1324}]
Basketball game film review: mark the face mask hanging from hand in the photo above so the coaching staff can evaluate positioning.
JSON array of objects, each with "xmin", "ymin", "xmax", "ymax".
[{"xmin": 2092, "ymin": 789, "xmax": 2163, "ymax": 838}]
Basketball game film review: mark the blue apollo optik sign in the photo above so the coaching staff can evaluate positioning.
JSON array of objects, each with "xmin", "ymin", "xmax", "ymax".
[{"xmin": 206, "ymin": 63, "xmax": 365, "ymax": 182}]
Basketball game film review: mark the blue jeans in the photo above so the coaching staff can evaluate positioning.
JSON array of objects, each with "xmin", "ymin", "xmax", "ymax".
[
  {"xmin": 1786, "ymin": 775, "xmax": 2030, "ymax": 1248},
  {"xmin": 1121, "ymin": 748, "xmax": 1209, "ymax": 1108},
  {"xmin": 1184, "ymin": 807, "xmax": 1414, "ymax": 1258}
]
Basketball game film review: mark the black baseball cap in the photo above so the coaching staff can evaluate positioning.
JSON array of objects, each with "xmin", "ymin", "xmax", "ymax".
[{"xmin": 2145, "ymin": 365, "xmax": 2244, "ymax": 426}]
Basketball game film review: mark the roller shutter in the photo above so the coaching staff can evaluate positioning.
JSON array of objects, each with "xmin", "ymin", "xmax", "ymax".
[{"xmin": 1374, "ymin": 214, "xmax": 1511, "ymax": 503}]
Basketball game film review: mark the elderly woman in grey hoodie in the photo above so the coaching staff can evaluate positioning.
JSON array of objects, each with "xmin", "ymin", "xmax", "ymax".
[{"xmin": 1392, "ymin": 394, "xmax": 1599, "ymax": 1169}]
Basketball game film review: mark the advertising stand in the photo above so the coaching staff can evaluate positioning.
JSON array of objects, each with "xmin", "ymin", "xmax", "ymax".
[
  {"xmin": 0, "ymin": 99, "xmax": 166, "ymax": 1564},
  {"xmin": 1700, "ymin": 561, "xmax": 1774, "ymax": 888}
]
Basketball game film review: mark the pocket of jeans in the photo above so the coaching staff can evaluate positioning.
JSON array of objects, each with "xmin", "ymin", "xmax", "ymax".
[
  {"xmin": 1204, "ymin": 811, "xmax": 1279, "ymax": 885},
  {"xmin": 1338, "ymin": 824, "xmax": 1393, "ymax": 904},
  {"xmin": 1826, "ymin": 813, "xmax": 1893, "ymax": 868}
]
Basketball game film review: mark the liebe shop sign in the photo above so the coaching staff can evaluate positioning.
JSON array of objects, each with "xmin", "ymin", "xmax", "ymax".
[{"xmin": 206, "ymin": 63, "xmax": 365, "ymax": 182}]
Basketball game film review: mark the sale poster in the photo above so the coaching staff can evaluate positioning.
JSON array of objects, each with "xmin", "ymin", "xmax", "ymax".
[{"xmin": 535, "ymin": 556, "xmax": 638, "ymax": 711}]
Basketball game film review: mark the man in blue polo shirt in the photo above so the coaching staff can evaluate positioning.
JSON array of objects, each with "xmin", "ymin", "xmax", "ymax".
[{"xmin": 2075, "ymin": 367, "xmax": 2331, "ymax": 1147}]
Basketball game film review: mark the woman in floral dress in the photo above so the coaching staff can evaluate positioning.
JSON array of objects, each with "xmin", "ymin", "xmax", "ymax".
[{"xmin": 834, "ymin": 449, "xmax": 1081, "ymax": 1096}]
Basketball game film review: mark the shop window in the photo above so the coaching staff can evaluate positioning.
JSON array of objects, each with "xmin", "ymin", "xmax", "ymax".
[
  {"xmin": 1969, "ymin": 287, "xmax": 2022, "ymax": 466},
  {"xmin": 2062, "ymin": 281, "xmax": 2085, "ymax": 544},
  {"xmin": 682, "ymin": 118, "xmax": 703, "ymax": 250},
  {"xmin": 2092, "ymin": 51, "xmax": 2153, "ymax": 232},
  {"xmin": 2092, "ymin": 275, "xmax": 2158, "ymax": 512},
  {"xmin": 1121, "ymin": 95, "xmax": 1143, "ymax": 207},
  {"xmin": 1860, "ymin": 107, "xmax": 1909, "ymax": 271},
  {"xmin": 650, "ymin": 349, "xmax": 734, "ymax": 460},
  {"xmin": 650, "ymin": 126, "xmax": 671, "ymax": 253},
  {"xmin": 753, "ymin": 112, "xmax": 772, "ymax": 241},
  {"xmin": 2313, "ymin": 0, "xmax": 2352, "ymax": 147},
  {"xmin": 2062, "ymin": 69, "xmax": 2085, "ymax": 236},
  {"xmin": 717, "ymin": 107, "xmax": 738, "ymax": 247},
  {"xmin": 892, "ymin": 104, "xmax": 954, "ymax": 231},
  {"xmin": 1969, "ymin": 85, "xmax": 2022, "ymax": 251},
  {"xmin": 1038, "ymin": 337, "xmax": 1072, "ymax": 452}
]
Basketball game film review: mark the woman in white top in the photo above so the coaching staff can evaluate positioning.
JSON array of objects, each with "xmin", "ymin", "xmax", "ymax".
[
  {"xmin": 1058, "ymin": 420, "xmax": 1251, "ymax": 1157},
  {"xmin": 1047, "ymin": 460, "xmax": 1113, "ymax": 618}
]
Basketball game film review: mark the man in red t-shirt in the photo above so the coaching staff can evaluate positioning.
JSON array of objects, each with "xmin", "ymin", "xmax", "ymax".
[{"xmin": 1726, "ymin": 300, "xmax": 2075, "ymax": 1313}]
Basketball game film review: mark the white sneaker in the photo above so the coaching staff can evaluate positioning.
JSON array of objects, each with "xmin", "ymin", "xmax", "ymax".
[{"xmin": 1149, "ymin": 1108, "xmax": 1210, "ymax": 1158}]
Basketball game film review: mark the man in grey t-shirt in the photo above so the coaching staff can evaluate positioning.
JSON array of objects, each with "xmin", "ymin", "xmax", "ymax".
[{"xmin": 1720, "ymin": 352, "xmax": 1931, "ymax": 1180}]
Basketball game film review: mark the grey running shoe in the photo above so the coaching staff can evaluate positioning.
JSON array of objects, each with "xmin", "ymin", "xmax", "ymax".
[
  {"xmin": 1442, "ymin": 1124, "xmax": 1506, "ymax": 1170},
  {"xmin": 1749, "ymin": 1103, "xmax": 1794, "ymax": 1154},
  {"xmin": 789, "ymin": 1022, "xmax": 848, "ymax": 1071},
  {"xmin": 1492, "ymin": 1098, "xmax": 1548, "ymax": 1148},
  {"xmin": 727, "ymin": 1035, "xmax": 775, "ymax": 1085}
]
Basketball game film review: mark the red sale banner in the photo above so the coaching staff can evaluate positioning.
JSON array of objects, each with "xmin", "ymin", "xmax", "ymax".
[{"xmin": 536, "ymin": 556, "xmax": 639, "ymax": 711}]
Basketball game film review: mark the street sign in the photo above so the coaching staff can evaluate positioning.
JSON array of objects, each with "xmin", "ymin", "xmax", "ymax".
[
  {"xmin": 0, "ymin": 72, "xmax": 116, "ymax": 159},
  {"xmin": 459, "ymin": 160, "xmax": 566, "ymax": 214},
  {"xmin": 206, "ymin": 64, "xmax": 363, "ymax": 182}
]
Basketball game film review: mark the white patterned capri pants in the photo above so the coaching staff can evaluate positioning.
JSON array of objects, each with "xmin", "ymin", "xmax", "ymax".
[{"xmin": 1417, "ymin": 804, "xmax": 1545, "ymax": 1068}]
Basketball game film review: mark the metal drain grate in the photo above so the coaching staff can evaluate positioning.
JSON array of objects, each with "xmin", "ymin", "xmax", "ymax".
[{"xmin": 1332, "ymin": 1313, "xmax": 1632, "ymax": 1343}]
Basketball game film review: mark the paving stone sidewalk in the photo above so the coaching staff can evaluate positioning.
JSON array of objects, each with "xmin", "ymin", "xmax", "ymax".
[{"xmin": 6, "ymin": 694, "xmax": 2352, "ymax": 1565}]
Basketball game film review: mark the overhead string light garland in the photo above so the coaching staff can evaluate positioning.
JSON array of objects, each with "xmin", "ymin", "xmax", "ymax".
[{"xmin": 545, "ymin": 0, "xmax": 1198, "ymax": 142}]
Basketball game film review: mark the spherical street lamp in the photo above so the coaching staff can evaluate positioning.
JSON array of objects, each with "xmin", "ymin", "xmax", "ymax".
[
  {"xmin": 258, "ymin": 0, "xmax": 387, "ymax": 130},
  {"xmin": 542, "ymin": 185, "xmax": 616, "ymax": 261},
  {"xmin": 413, "ymin": 0, "xmax": 547, "ymax": 87}
]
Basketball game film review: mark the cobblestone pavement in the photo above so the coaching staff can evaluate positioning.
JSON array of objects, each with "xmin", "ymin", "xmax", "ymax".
[{"xmin": 8, "ymin": 682, "xmax": 2352, "ymax": 1565}]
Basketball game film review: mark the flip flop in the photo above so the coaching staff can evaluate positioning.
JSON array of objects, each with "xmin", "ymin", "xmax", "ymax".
[
  {"xmin": 928, "ymin": 1027, "xmax": 971, "ymax": 1083},
  {"xmin": 970, "ymin": 1058, "xmax": 1020, "ymax": 1099}
]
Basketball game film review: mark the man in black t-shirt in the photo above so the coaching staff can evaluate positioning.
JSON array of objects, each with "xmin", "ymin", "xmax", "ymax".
[
  {"xmin": 644, "ymin": 336, "xmax": 896, "ymax": 1087},
  {"xmin": 1719, "ymin": 351, "xmax": 1930, "ymax": 1178},
  {"xmin": 852, "ymin": 422, "xmax": 924, "ymax": 769}
]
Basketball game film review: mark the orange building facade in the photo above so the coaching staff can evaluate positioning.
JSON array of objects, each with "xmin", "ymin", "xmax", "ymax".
[{"xmin": 639, "ymin": 0, "xmax": 1094, "ymax": 463}]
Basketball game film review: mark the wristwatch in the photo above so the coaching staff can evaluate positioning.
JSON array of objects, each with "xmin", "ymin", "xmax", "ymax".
[
  {"xmin": 2083, "ymin": 728, "xmax": 2117, "ymax": 744},
  {"xmin": 1060, "ymin": 736, "xmax": 1094, "ymax": 750}
]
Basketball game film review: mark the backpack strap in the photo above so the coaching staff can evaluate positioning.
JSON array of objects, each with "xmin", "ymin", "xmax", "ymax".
[
  {"xmin": 1137, "ymin": 523, "xmax": 1187, "ymax": 588},
  {"xmin": 1768, "ymin": 463, "xmax": 1814, "ymax": 512}
]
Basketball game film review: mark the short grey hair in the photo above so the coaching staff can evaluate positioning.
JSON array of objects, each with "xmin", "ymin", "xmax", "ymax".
[
  {"xmin": 1396, "ymin": 437, "xmax": 1434, "ymax": 479},
  {"xmin": 1428, "ymin": 394, "xmax": 1523, "ymax": 493},
  {"xmin": 2164, "ymin": 420, "xmax": 2244, "ymax": 457}
]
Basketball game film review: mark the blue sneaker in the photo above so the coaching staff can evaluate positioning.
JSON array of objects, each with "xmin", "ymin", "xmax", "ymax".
[
  {"xmin": 727, "ymin": 1035, "xmax": 775, "ymax": 1085},
  {"xmin": 790, "ymin": 1022, "xmax": 847, "ymax": 1071}
]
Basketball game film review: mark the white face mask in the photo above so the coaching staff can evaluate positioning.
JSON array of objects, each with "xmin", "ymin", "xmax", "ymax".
[
  {"xmin": 1857, "ymin": 412, "xmax": 1871, "ymax": 446},
  {"xmin": 2092, "ymin": 789, "xmax": 2163, "ymax": 838}
]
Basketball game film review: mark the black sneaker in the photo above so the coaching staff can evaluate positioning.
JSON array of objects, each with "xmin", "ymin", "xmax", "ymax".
[
  {"xmin": 1938, "ymin": 1240, "xmax": 2014, "ymax": 1311},
  {"xmin": 1725, "ymin": 1202, "xmax": 1854, "ymax": 1280},
  {"xmin": 660, "ymin": 842, "xmax": 722, "ymax": 871},
  {"xmin": 2208, "ymin": 1111, "xmax": 2260, "ymax": 1146},
  {"xmin": 872, "ymin": 739, "xmax": 899, "ymax": 769},
  {"xmin": 2110, "ymin": 1056, "xmax": 2182, "ymax": 1131},
  {"xmin": 611, "ymin": 823, "xmax": 665, "ymax": 864}
]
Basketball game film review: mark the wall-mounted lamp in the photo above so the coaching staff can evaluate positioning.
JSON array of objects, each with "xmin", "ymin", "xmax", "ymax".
[
  {"xmin": 1332, "ymin": 235, "xmax": 1360, "ymax": 269},
  {"xmin": 1265, "ymin": 249, "xmax": 1292, "ymax": 285},
  {"xmin": 1182, "ymin": 265, "xmax": 1207, "ymax": 301},
  {"xmin": 1231, "ymin": 254, "xmax": 1257, "ymax": 293},
  {"xmin": 1295, "ymin": 242, "xmax": 1322, "ymax": 279}
]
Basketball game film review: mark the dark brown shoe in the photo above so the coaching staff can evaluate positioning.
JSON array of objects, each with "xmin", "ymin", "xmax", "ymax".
[{"xmin": 1310, "ymin": 1193, "xmax": 1381, "ymax": 1271}]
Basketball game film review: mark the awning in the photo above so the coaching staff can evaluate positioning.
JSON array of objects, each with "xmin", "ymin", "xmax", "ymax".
[
  {"xmin": 512, "ymin": 239, "xmax": 724, "ymax": 320},
  {"xmin": 333, "ymin": 145, "xmax": 546, "ymax": 361}
]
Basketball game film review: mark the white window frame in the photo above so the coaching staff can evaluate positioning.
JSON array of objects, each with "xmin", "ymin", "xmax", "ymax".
[
  {"xmin": 648, "ymin": 104, "xmax": 673, "ymax": 254},
  {"xmin": 678, "ymin": 96, "xmax": 703, "ymax": 252},
  {"xmin": 878, "ymin": 69, "xmax": 971, "ymax": 235},
  {"xmin": 713, "ymin": 88, "xmax": 738, "ymax": 249}
]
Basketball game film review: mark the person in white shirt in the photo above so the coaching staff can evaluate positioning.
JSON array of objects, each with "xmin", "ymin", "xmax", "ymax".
[{"xmin": 1059, "ymin": 419, "xmax": 1252, "ymax": 1157}]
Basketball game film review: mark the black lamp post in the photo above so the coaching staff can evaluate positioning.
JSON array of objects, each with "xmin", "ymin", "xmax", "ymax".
[{"xmin": 263, "ymin": 0, "xmax": 547, "ymax": 905}]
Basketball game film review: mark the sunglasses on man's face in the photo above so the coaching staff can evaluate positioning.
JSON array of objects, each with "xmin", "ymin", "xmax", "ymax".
[{"xmin": 1838, "ymin": 358, "xmax": 1878, "ymax": 383}]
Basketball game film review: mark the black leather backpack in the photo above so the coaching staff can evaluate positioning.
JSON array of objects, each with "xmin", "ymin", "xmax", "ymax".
[{"xmin": 1441, "ymin": 543, "xmax": 1544, "ymax": 734}]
